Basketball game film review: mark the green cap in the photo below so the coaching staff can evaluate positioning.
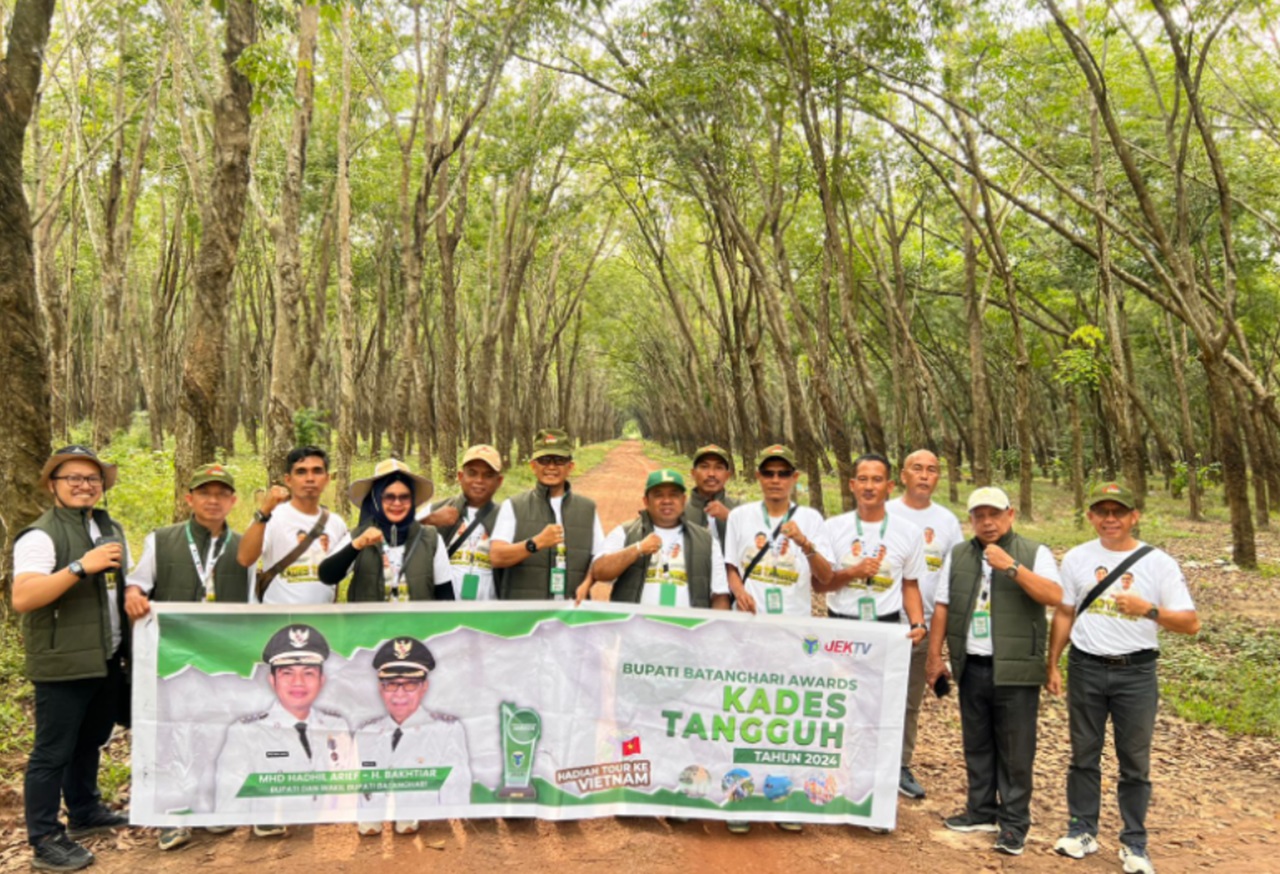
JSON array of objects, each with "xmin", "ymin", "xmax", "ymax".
[
  {"xmin": 645, "ymin": 468, "xmax": 687, "ymax": 494},
  {"xmin": 754, "ymin": 444, "xmax": 797, "ymax": 470},
  {"xmin": 531, "ymin": 428, "xmax": 573, "ymax": 460},
  {"xmin": 1087, "ymin": 481, "xmax": 1136, "ymax": 510},
  {"xmin": 692, "ymin": 444, "xmax": 733, "ymax": 469},
  {"xmin": 189, "ymin": 463, "xmax": 236, "ymax": 492}
]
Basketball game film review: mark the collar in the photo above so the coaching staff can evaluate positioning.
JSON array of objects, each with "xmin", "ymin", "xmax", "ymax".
[{"xmin": 535, "ymin": 481, "xmax": 572, "ymax": 502}]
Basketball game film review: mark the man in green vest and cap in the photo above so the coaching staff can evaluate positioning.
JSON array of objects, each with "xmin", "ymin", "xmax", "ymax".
[
  {"xmin": 489, "ymin": 428, "xmax": 604, "ymax": 600},
  {"xmin": 590, "ymin": 468, "xmax": 731, "ymax": 609},
  {"xmin": 124, "ymin": 462, "xmax": 249, "ymax": 851},
  {"xmin": 681, "ymin": 444, "xmax": 739, "ymax": 548},
  {"xmin": 13, "ymin": 445, "xmax": 130, "ymax": 871},
  {"xmin": 927, "ymin": 486, "xmax": 1062, "ymax": 857},
  {"xmin": 426, "ymin": 444, "xmax": 505, "ymax": 602}
]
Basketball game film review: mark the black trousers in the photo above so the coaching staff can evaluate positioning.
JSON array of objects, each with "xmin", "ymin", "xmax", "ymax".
[
  {"xmin": 958, "ymin": 658, "xmax": 1040, "ymax": 839},
  {"xmin": 25, "ymin": 652, "xmax": 124, "ymax": 844}
]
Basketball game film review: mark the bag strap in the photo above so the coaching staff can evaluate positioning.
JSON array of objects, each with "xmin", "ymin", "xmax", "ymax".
[
  {"xmin": 1075, "ymin": 544, "xmax": 1154, "ymax": 616},
  {"xmin": 446, "ymin": 513, "xmax": 487, "ymax": 559},
  {"xmin": 255, "ymin": 508, "xmax": 330, "ymax": 602},
  {"xmin": 739, "ymin": 504, "xmax": 796, "ymax": 584}
]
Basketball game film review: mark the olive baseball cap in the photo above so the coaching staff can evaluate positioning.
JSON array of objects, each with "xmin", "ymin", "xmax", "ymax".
[
  {"xmin": 966, "ymin": 486, "xmax": 1012, "ymax": 512},
  {"xmin": 461, "ymin": 444, "xmax": 503, "ymax": 472},
  {"xmin": 755, "ymin": 444, "xmax": 797, "ymax": 470},
  {"xmin": 1088, "ymin": 481, "xmax": 1136, "ymax": 510},
  {"xmin": 692, "ymin": 444, "xmax": 733, "ymax": 469},
  {"xmin": 189, "ymin": 463, "xmax": 236, "ymax": 492},
  {"xmin": 645, "ymin": 469, "xmax": 687, "ymax": 494},
  {"xmin": 531, "ymin": 428, "xmax": 573, "ymax": 460}
]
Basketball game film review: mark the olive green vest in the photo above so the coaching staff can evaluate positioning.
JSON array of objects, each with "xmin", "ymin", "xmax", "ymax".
[
  {"xmin": 346, "ymin": 521, "xmax": 442, "ymax": 602},
  {"xmin": 19, "ymin": 506, "xmax": 128, "ymax": 682},
  {"xmin": 150, "ymin": 522, "xmax": 248, "ymax": 603},
  {"xmin": 945, "ymin": 531, "xmax": 1049, "ymax": 686},
  {"xmin": 682, "ymin": 490, "xmax": 740, "ymax": 547},
  {"xmin": 432, "ymin": 494, "xmax": 498, "ymax": 550},
  {"xmin": 611, "ymin": 513, "xmax": 714, "ymax": 608},
  {"xmin": 498, "ymin": 483, "xmax": 597, "ymax": 600}
]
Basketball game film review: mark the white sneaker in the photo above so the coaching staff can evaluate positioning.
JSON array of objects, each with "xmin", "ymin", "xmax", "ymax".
[
  {"xmin": 394, "ymin": 820, "xmax": 419, "ymax": 835},
  {"xmin": 357, "ymin": 822, "xmax": 383, "ymax": 836},
  {"xmin": 203, "ymin": 826, "xmax": 236, "ymax": 835},
  {"xmin": 1120, "ymin": 845, "xmax": 1155, "ymax": 874},
  {"xmin": 252, "ymin": 824, "xmax": 288, "ymax": 838},
  {"xmin": 1054, "ymin": 833, "xmax": 1100, "ymax": 859}
]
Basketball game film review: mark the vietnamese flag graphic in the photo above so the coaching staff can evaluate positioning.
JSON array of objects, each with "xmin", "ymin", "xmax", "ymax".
[{"xmin": 622, "ymin": 736, "xmax": 641, "ymax": 757}]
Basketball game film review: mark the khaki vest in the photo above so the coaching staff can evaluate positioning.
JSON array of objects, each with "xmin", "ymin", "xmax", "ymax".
[
  {"xmin": 346, "ymin": 521, "xmax": 442, "ymax": 602},
  {"xmin": 151, "ymin": 522, "xmax": 247, "ymax": 603},
  {"xmin": 611, "ymin": 513, "xmax": 714, "ymax": 608},
  {"xmin": 498, "ymin": 483, "xmax": 596, "ymax": 600},
  {"xmin": 945, "ymin": 531, "xmax": 1049, "ymax": 686},
  {"xmin": 20, "ymin": 507, "xmax": 128, "ymax": 682},
  {"xmin": 682, "ymin": 490, "xmax": 740, "ymax": 546}
]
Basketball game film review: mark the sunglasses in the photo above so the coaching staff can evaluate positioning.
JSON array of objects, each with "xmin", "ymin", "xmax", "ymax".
[
  {"xmin": 535, "ymin": 456, "xmax": 572, "ymax": 467},
  {"xmin": 759, "ymin": 469, "xmax": 796, "ymax": 479},
  {"xmin": 382, "ymin": 492, "xmax": 414, "ymax": 504}
]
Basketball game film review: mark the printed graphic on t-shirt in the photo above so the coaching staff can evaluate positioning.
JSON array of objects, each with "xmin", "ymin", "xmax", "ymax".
[
  {"xmin": 840, "ymin": 541, "xmax": 890, "ymax": 592},
  {"xmin": 645, "ymin": 540, "xmax": 688, "ymax": 586},
  {"xmin": 1086, "ymin": 566, "xmax": 1140, "ymax": 622},
  {"xmin": 450, "ymin": 529, "xmax": 492, "ymax": 570},
  {"xmin": 922, "ymin": 527, "xmax": 945, "ymax": 571},
  {"xmin": 282, "ymin": 532, "xmax": 332, "ymax": 583},
  {"xmin": 741, "ymin": 531, "xmax": 800, "ymax": 586}
]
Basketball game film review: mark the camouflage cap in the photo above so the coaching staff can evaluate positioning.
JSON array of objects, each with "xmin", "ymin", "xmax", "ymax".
[
  {"xmin": 754, "ymin": 444, "xmax": 797, "ymax": 470},
  {"xmin": 644, "ymin": 468, "xmax": 687, "ymax": 494},
  {"xmin": 262, "ymin": 624, "xmax": 330, "ymax": 667},
  {"xmin": 1088, "ymin": 481, "xmax": 1136, "ymax": 510},
  {"xmin": 189, "ymin": 462, "xmax": 235, "ymax": 492},
  {"xmin": 373, "ymin": 637, "xmax": 436, "ymax": 679},
  {"xmin": 531, "ymin": 428, "xmax": 573, "ymax": 461}
]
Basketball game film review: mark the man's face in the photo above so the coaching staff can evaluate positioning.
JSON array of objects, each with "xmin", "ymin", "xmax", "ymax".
[
  {"xmin": 691, "ymin": 456, "xmax": 731, "ymax": 496},
  {"xmin": 269, "ymin": 665, "xmax": 324, "ymax": 719},
  {"xmin": 645, "ymin": 484, "xmax": 687, "ymax": 528},
  {"xmin": 850, "ymin": 460, "xmax": 893, "ymax": 512},
  {"xmin": 458, "ymin": 461, "xmax": 502, "ymax": 505},
  {"xmin": 970, "ymin": 505, "xmax": 1015, "ymax": 545},
  {"xmin": 379, "ymin": 676, "xmax": 427, "ymax": 725},
  {"xmin": 900, "ymin": 452, "xmax": 941, "ymax": 503},
  {"xmin": 284, "ymin": 455, "xmax": 330, "ymax": 500},
  {"xmin": 1086, "ymin": 501, "xmax": 1139, "ymax": 542},
  {"xmin": 531, "ymin": 455, "xmax": 573, "ymax": 487},
  {"xmin": 755, "ymin": 461, "xmax": 798, "ymax": 502},
  {"xmin": 49, "ymin": 459, "xmax": 105, "ymax": 510},
  {"xmin": 184, "ymin": 483, "xmax": 236, "ymax": 528}
]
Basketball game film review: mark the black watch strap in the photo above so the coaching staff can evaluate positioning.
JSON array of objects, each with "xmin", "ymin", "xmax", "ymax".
[
  {"xmin": 254, "ymin": 509, "xmax": 272, "ymax": 524},
  {"xmin": 68, "ymin": 560, "xmax": 86, "ymax": 579},
  {"xmin": 525, "ymin": 539, "xmax": 539, "ymax": 554}
]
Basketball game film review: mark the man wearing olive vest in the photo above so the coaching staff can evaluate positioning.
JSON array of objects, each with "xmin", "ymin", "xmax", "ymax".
[
  {"xmin": 123, "ymin": 462, "xmax": 247, "ymax": 850},
  {"xmin": 13, "ymin": 446, "xmax": 131, "ymax": 872},
  {"xmin": 927, "ymin": 487, "xmax": 1062, "ymax": 857},
  {"xmin": 590, "ymin": 469, "xmax": 731, "ymax": 609},
  {"xmin": 681, "ymin": 444, "xmax": 740, "ymax": 549},
  {"xmin": 489, "ymin": 428, "xmax": 605, "ymax": 600}
]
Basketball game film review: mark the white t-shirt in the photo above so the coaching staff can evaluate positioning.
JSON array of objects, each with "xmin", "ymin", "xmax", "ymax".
[
  {"xmin": 328, "ymin": 527, "xmax": 452, "ymax": 602},
  {"xmin": 125, "ymin": 527, "xmax": 247, "ymax": 602},
  {"xmin": 887, "ymin": 497, "xmax": 964, "ymax": 622},
  {"xmin": 936, "ymin": 544, "xmax": 1060, "ymax": 656},
  {"xmin": 600, "ymin": 523, "xmax": 730, "ymax": 608},
  {"xmin": 14, "ymin": 520, "xmax": 122, "ymax": 654},
  {"xmin": 442, "ymin": 505, "xmax": 497, "ymax": 601},
  {"xmin": 254, "ymin": 503, "xmax": 350, "ymax": 605},
  {"xmin": 491, "ymin": 495, "xmax": 606, "ymax": 558},
  {"xmin": 1060, "ymin": 540, "xmax": 1195, "ymax": 656},
  {"xmin": 822, "ymin": 511, "xmax": 927, "ymax": 619},
  {"xmin": 722, "ymin": 502, "xmax": 833, "ymax": 618}
]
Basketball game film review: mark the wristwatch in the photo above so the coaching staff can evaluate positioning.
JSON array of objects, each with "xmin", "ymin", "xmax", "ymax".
[
  {"xmin": 1145, "ymin": 606, "xmax": 1160, "ymax": 621},
  {"xmin": 68, "ymin": 560, "xmax": 87, "ymax": 579},
  {"xmin": 1006, "ymin": 560, "xmax": 1021, "ymax": 577},
  {"xmin": 910, "ymin": 623, "xmax": 927, "ymax": 633},
  {"xmin": 253, "ymin": 509, "xmax": 272, "ymax": 524},
  {"xmin": 525, "ymin": 539, "xmax": 539, "ymax": 554}
]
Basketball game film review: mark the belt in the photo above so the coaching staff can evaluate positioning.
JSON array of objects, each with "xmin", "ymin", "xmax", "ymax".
[
  {"xmin": 965, "ymin": 654, "xmax": 994, "ymax": 666},
  {"xmin": 828, "ymin": 609, "xmax": 900, "ymax": 623},
  {"xmin": 1071, "ymin": 646, "xmax": 1158, "ymax": 666}
]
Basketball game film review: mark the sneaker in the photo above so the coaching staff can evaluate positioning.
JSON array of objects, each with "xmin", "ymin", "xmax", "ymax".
[
  {"xmin": 252, "ymin": 824, "xmax": 288, "ymax": 838},
  {"xmin": 31, "ymin": 832, "xmax": 94, "ymax": 872},
  {"xmin": 726, "ymin": 820, "xmax": 751, "ymax": 835},
  {"xmin": 666, "ymin": 816, "xmax": 690, "ymax": 824},
  {"xmin": 776, "ymin": 822, "xmax": 803, "ymax": 832},
  {"xmin": 1055, "ymin": 832, "xmax": 1100, "ymax": 859},
  {"xmin": 158, "ymin": 826, "xmax": 192, "ymax": 851},
  {"xmin": 203, "ymin": 825, "xmax": 236, "ymax": 835},
  {"xmin": 898, "ymin": 767, "xmax": 926, "ymax": 799},
  {"xmin": 394, "ymin": 820, "xmax": 419, "ymax": 835},
  {"xmin": 943, "ymin": 812, "xmax": 999, "ymax": 833},
  {"xmin": 1119, "ymin": 845, "xmax": 1155, "ymax": 874},
  {"xmin": 357, "ymin": 822, "xmax": 383, "ymax": 836},
  {"xmin": 994, "ymin": 830, "xmax": 1025, "ymax": 856},
  {"xmin": 66, "ymin": 806, "xmax": 129, "ymax": 839}
]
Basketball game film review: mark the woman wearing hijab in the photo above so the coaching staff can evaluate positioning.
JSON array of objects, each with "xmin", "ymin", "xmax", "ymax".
[{"xmin": 318, "ymin": 459, "xmax": 454, "ymax": 602}]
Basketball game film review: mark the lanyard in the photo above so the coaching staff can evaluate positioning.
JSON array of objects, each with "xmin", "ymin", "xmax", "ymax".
[
  {"xmin": 381, "ymin": 528, "xmax": 424, "ymax": 591},
  {"xmin": 184, "ymin": 521, "xmax": 226, "ymax": 587},
  {"xmin": 854, "ymin": 514, "xmax": 889, "ymax": 539},
  {"xmin": 760, "ymin": 502, "xmax": 796, "ymax": 535}
]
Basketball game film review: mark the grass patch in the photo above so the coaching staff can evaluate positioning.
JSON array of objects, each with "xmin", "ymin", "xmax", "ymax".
[{"xmin": 1159, "ymin": 620, "xmax": 1280, "ymax": 737}]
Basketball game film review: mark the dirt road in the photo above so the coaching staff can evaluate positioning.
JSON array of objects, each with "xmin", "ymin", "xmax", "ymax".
[{"xmin": 2, "ymin": 442, "xmax": 1277, "ymax": 873}]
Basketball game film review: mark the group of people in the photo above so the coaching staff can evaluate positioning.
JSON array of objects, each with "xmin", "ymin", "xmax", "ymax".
[{"xmin": 13, "ymin": 432, "xmax": 1199, "ymax": 874}]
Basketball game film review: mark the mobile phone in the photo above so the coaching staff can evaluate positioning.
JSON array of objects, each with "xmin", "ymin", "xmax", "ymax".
[{"xmin": 933, "ymin": 674, "xmax": 951, "ymax": 698}]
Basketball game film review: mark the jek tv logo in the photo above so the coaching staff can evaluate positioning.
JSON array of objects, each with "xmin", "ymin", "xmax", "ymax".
[{"xmin": 824, "ymin": 639, "xmax": 874, "ymax": 657}]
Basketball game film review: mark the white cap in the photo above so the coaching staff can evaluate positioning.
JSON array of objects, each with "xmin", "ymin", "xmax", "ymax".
[{"xmin": 966, "ymin": 486, "xmax": 1011, "ymax": 512}]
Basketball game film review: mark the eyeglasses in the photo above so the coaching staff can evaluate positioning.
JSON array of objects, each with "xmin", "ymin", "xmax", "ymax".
[
  {"xmin": 1090, "ymin": 507, "xmax": 1133, "ymax": 519},
  {"xmin": 759, "ymin": 469, "xmax": 795, "ymax": 480},
  {"xmin": 382, "ymin": 493, "xmax": 414, "ymax": 504},
  {"xmin": 379, "ymin": 678, "xmax": 424, "ymax": 691},
  {"xmin": 52, "ymin": 475, "xmax": 103, "ymax": 487},
  {"xmin": 535, "ymin": 456, "xmax": 571, "ymax": 467}
]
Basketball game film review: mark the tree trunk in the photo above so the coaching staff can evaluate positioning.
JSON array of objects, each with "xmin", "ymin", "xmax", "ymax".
[{"xmin": 333, "ymin": 1, "xmax": 357, "ymax": 512}]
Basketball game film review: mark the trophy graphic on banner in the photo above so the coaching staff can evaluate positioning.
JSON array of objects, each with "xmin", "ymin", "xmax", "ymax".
[{"xmin": 497, "ymin": 701, "xmax": 542, "ymax": 799}]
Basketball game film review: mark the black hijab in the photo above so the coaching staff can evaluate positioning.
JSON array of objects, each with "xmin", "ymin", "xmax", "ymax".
[{"xmin": 360, "ymin": 471, "xmax": 417, "ymax": 547}]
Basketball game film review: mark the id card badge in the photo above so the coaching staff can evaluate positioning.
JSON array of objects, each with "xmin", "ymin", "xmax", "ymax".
[
  {"xmin": 461, "ymin": 571, "xmax": 480, "ymax": 600},
  {"xmin": 765, "ymin": 587, "xmax": 784, "ymax": 615},
  {"xmin": 383, "ymin": 566, "xmax": 398, "ymax": 602},
  {"xmin": 204, "ymin": 585, "xmax": 216, "ymax": 603},
  {"xmin": 858, "ymin": 595, "xmax": 877, "ymax": 622},
  {"xmin": 972, "ymin": 610, "xmax": 991, "ymax": 639},
  {"xmin": 550, "ymin": 567, "xmax": 566, "ymax": 598},
  {"xmin": 660, "ymin": 583, "xmax": 677, "ymax": 607}
]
